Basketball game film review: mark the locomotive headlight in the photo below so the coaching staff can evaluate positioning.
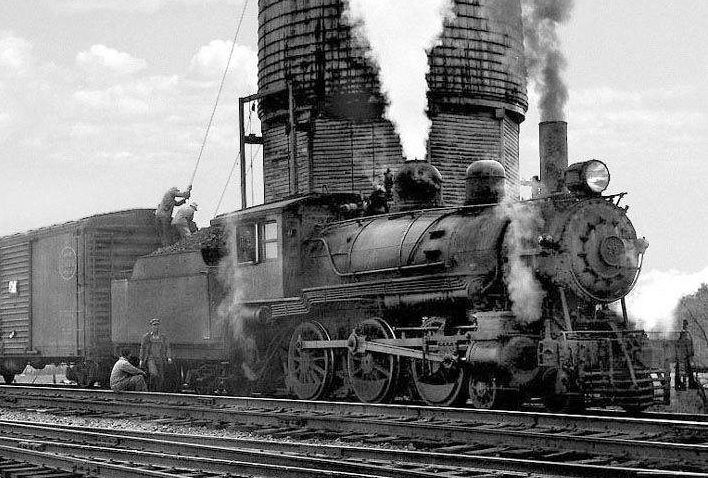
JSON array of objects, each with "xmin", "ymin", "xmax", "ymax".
[{"xmin": 564, "ymin": 160, "xmax": 610, "ymax": 195}]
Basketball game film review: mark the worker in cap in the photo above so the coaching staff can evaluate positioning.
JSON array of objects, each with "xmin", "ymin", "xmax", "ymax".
[
  {"xmin": 172, "ymin": 202, "xmax": 199, "ymax": 240},
  {"xmin": 139, "ymin": 317, "xmax": 173, "ymax": 392},
  {"xmin": 155, "ymin": 185, "xmax": 192, "ymax": 246}
]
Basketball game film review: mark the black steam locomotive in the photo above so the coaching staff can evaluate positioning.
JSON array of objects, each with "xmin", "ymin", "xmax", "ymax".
[
  {"xmin": 0, "ymin": 134, "xmax": 664, "ymax": 412},
  {"xmin": 195, "ymin": 155, "xmax": 656, "ymax": 412}
]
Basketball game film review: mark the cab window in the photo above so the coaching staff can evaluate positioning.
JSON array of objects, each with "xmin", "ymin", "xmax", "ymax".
[
  {"xmin": 262, "ymin": 221, "xmax": 278, "ymax": 260},
  {"xmin": 237, "ymin": 224, "xmax": 257, "ymax": 263}
]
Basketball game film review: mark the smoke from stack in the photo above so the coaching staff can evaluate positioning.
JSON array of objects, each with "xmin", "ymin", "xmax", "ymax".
[
  {"xmin": 345, "ymin": 0, "xmax": 454, "ymax": 161},
  {"xmin": 522, "ymin": 0, "xmax": 574, "ymax": 121}
]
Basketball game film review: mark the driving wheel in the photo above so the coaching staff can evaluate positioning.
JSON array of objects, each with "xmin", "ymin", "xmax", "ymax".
[
  {"xmin": 410, "ymin": 318, "xmax": 468, "ymax": 406},
  {"xmin": 287, "ymin": 321, "xmax": 334, "ymax": 400},
  {"xmin": 347, "ymin": 318, "xmax": 399, "ymax": 403}
]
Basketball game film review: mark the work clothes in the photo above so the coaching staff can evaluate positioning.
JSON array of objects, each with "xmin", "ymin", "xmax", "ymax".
[
  {"xmin": 110, "ymin": 357, "xmax": 147, "ymax": 392},
  {"xmin": 156, "ymin": 187, "xmax": 190, "ymax": 218},
  {"xmin": 140, "ymin": 332, "xmax": 172, "ymax": 392},
  {"xmin": 155, "ymin": 187, "xmax": 190, "ymax": 246},
  {"xmin": 675, "ymin": 329, "xmax": 697, "ymax": 390},
  {"xmin": 172, "ymin": 205, "xmax": 197, "ymax": 240}
]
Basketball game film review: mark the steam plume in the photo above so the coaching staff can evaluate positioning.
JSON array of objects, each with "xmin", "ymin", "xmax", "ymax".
[
  {"xmin": 498, "ymin": 200, "xmax": 546, "ymax": 322},
  {"xmin": 626, "ymin": 266, "xmax": 708, "ymax": 333},
  {"xmin": 218, "ymin": 223, "xmax": 258, "ymax": 382},
  {"xmin": 345, "ymin": 0, "xmax": 454, "ymax": 160},
  {"xmin": 522, "ymin": 0, "xmax": 574, "ymax": 121}
]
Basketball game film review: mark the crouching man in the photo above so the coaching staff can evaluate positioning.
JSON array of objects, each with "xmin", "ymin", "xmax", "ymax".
[{"xmin": 110, "ymin": 349, "xmax": 147, "ymax": 392}]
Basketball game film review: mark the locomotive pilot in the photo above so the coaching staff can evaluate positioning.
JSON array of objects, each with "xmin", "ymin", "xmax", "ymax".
[
  {"xmin": 155, "ymin": 185, "xmax": 192, "ymax": 246},
  {"xmin": 139, "ymin": 318, "xmax": 173, "ymax": 391}
]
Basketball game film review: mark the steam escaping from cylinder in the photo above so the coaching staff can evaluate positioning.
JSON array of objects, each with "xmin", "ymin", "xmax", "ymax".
[
  {"xmin": 498, "ymin": 200, "xmax": 546, "ymax": 323},
  {"xmin": 218, "ymin": 223, "xmax": 258, "ymax": 382},
  {"xmin": 345, "ymin": 0, "xmax": 454, "ymax": 160},
  {"xmin": 522, "ymin": 0, "xmax": 574, "ymax": 121}
]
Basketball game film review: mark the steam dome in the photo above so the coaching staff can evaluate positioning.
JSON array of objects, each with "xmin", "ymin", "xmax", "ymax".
[{"xmin": 393, "ymin": 162, "xmax": 444, "ymax": 211}]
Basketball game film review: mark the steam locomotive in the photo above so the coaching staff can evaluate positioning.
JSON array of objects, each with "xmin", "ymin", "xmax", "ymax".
[{"xmin": 0, "ymin": 129, "xmax": 664, "ymax": 412}]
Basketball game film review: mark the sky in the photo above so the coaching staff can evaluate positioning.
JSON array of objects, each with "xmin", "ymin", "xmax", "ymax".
[{"xmin": 1, "ymin": 0, "xmax": 707, "ymax": 329}]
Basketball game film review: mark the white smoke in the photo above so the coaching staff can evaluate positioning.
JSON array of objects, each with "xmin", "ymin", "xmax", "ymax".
[
  {"xmin": 626, "ymin": 266, "xmax": 708, "ymax": 332},
  {"xmin": 345, "ymin": 0, "xmax": 454, "ymax": 160},
  {"xmin": 218, "ymin": 223, "xmax": 258, "ymax": 381},
  {"xmin": 498, "ymin": 200, "xmax": 546, "ymax": 322}
]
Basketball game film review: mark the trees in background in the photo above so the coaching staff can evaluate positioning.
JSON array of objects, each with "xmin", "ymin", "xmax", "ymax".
[{"xmin": 675, "ymin": 284, "xmax": 708, "ymax": 370}]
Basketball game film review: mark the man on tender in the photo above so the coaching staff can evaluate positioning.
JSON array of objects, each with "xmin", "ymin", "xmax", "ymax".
[
  {"xmin": 110, "ymin": 349, "xmax": 147, "ymax": 392},
  {"xmin": 172, "ymin": 202, "xmax": 198, "ymax": 240},
  {"xmin": 155, "ymin": 185, "xmax": 191, "ymax": 246}
]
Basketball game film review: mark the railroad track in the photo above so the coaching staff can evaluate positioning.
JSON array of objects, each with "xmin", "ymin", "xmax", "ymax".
[{"xmin": 0, "ymin": 385, "xmax": 706, "ymax": 476}]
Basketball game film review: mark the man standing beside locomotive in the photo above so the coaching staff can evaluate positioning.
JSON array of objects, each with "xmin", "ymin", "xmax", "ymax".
[
  {"xmin": 675, "ymin": 319, "xmax": 698, "ymax": 390},
  {"xmin": 155, "ymin": 185, "xmax": 192, "ymax": 246},
  {"xmin": 139, "ymin": 318, "xmax": 173, "ymax": 392}
]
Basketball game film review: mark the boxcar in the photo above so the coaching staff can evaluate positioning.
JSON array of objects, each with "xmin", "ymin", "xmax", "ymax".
[{"xmin": 0, "ymin": 209, "xmax": 160, "ymax": 384}]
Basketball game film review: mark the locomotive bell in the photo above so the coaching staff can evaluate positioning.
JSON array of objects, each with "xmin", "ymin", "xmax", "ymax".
[
  {"xmin": 393, "ymin": 161, "xmax": 443, "ymax": 211},
  {"xmin": 465, "ymin": 160, "xmax": 506, "ymax": 205}
]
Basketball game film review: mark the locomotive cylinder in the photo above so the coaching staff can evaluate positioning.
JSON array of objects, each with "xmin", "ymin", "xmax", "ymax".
[{"xmin": 539, "ymin": 121, "xmax": 568, "ymax": 194}]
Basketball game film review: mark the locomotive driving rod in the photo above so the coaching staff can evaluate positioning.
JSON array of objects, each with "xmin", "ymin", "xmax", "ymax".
[{"xmin": 299, "ymin": 335, "xmax": 462, "ymax": 363}]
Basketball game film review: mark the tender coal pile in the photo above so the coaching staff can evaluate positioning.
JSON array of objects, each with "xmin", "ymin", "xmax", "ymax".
[{"xmin": 150, "ymin": 226, "xmax": 226, "ymax": 256}]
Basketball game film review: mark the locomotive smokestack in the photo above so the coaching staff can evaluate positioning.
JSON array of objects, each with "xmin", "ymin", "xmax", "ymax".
[{"xmin": 539, "ymin": 121, "xmax": 568, "ymax": 194}]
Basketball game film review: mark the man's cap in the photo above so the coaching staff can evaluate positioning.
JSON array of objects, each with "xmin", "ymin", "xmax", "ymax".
[
  {"xmin": 190, "ymin": 202, "xmax": 198, "ymax": 210},
  {"xmin": 149, "ymin": 318, "xmax": 160, "ymax": 326}
]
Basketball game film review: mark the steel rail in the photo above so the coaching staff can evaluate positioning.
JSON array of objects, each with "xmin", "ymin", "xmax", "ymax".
[
  {"xmin": 0, "ymin": 443, "xmax": 178, "ymax": 477},
  {"xmin": 0, "ymin": 420, "xmax": 489, "ymax": 478},
  {"xmin": 1, "ymin": 385, "xmax": 704, "ymax": 436},
  {"xmin": 1, "ymin": 386, "xmax": 705, "ymax": 471},
  {"xmin": 0, "ymin": 436, "xmax": 389, "ymax": 478},
  {"xmin": 4, "ymin": 419, "xmax": 706, "ymax": 478}
]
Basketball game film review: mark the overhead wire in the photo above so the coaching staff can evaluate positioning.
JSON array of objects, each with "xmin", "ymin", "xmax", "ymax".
[
  {"xmin": 187, "ymin": 0, "xmax": 250, "ymax": 188},
  {"xmin": 213, "ymin": 152, "xmax": 241, "ymax": 217}
]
